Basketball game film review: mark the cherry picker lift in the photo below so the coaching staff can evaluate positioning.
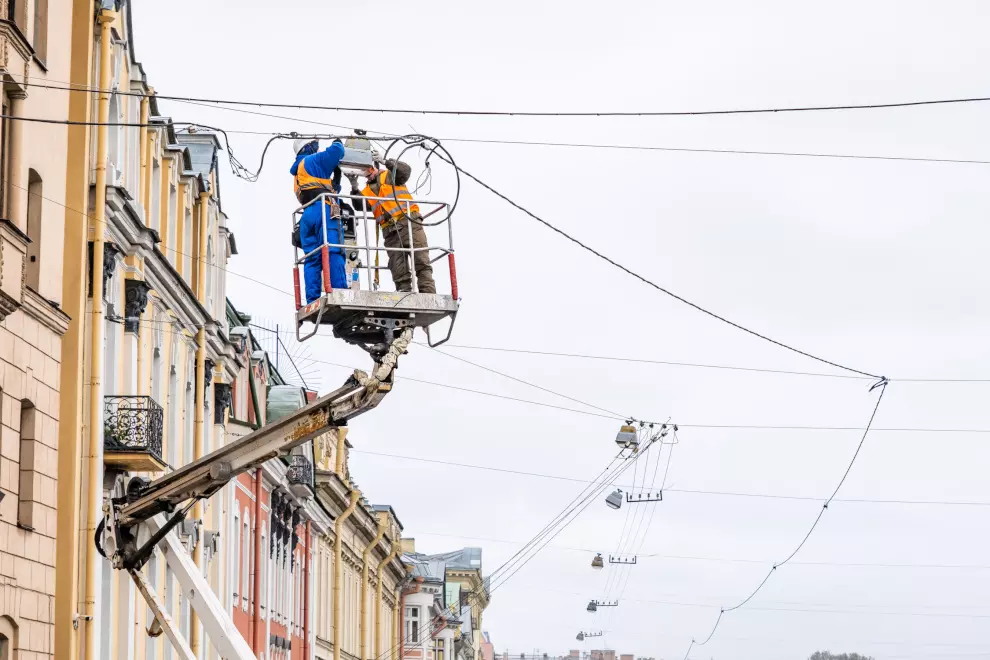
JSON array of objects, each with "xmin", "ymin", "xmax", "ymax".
[
  {"xmin": 292, "ymin": 135, "xmax": 460, "ymax": 355},
  {"xmin": 97, "ymin": 134, "xmax": 459, "ymax": 659}
]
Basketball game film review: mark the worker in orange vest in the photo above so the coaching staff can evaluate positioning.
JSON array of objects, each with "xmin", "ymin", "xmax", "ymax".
[{"xmin": 349, "ymin": 160, "xmax": 436, "ymax": 294}]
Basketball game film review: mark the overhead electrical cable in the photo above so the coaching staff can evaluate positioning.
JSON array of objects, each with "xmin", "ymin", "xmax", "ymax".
[
  {"xmin": 376, "ymin": 440, "xmax": 659, "ymax": 660},
  {"xmin": 18, "ymin": 79, "xmax": 990, "ymax": 117},
  {"xmin": 681, "ymin": 380, "xmax": 889, "ymax": 659},
  {"xmin": 440, "ymin": 154, "xmax": 882, "ymax": 380},
  {"xmin": 408, "ymin": 529, "xmax": 990, "ymax": 570},
  {"xmin": 346, "ymin": 447, "xmax": 988, "ymax": 506},
  {"xmin": 11, "ymin": 83, "xmax": 990, "ymax": 169},
  {"xmin": 423, "ymin": 344, "xmax": 629, "ymax": 419}
]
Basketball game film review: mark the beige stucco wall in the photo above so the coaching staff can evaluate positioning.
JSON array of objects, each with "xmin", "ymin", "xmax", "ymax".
[
  {"xmin": 0, "ymin": 0, "xmax": 74, "ymax": 657},
  {"xmin": 0, "ymin": 294, "xmax": 68, "ymax": 658}
]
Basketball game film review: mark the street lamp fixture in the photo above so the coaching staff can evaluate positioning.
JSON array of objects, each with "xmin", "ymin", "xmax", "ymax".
[
  {"xmin": 605, "ymin": 489, "xmax": 623, "ymax": 510},
  {"xmin": 615, "ymin": 423, "xmax": 638, "ymax": 450}
]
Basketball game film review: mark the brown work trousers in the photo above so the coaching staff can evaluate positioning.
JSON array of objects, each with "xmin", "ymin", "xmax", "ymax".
[{"xmin": 383, "ymin": 217, "xmax": 436, "ymax": 294}]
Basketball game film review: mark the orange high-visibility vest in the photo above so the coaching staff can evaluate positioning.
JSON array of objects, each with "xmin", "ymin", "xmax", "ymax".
[
  {"xmin": 293, "ymin": 158, "xmax": 336, "ymax": 200},
  {"xmin": 361, "ymin": 171, "xmax": 420, "ymax": 226}
]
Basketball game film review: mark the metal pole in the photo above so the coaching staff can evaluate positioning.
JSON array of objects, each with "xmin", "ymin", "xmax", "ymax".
[
  {"xmin": 321, "ymin": 196, "xmax": 331, "ymax": 293},
  {"xmin": 362, "ymin": 210, "xmax": 373, "ymax": 290},
  {"xmin": 406, "ymin": 201, "xmax": 418, "ymax": 293}
]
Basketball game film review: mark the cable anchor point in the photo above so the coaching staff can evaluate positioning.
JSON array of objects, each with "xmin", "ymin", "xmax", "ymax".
[{"xmin": 869, "ymin": 376, "xmax": 889, "ymax": 392}]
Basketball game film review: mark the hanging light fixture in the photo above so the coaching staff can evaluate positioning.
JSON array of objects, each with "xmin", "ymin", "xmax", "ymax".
[
  {"xmin": 576, "ymin": 633, "xmax": 585, "ymax": 642},
  {"xmin": 605, "ymin": 489, "xmax": 623, "ymax": 510},
  {"xmin": 615, "ymin": 423, "xmax": 638, "ymax": 449},
  {"xmin": 586, "ymin": 600, "xmax": 598, "ymax": 612},
  {"xmin": 591, "ymin": 553, "xmax": 604, "ymax": 570}
]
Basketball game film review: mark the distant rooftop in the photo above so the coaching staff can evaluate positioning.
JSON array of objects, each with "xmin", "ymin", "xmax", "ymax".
[{"xmin": 408, "ymin": 547, "xmax": 482, "ymax": 571}]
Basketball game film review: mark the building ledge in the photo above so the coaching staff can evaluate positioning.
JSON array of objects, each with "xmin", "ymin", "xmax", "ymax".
[
  {"xmin": 105, "ymin": 451, "xmax": 168, "ymax": 473},
  {"xmin": 23, "ymin": 287, "xmax": 70, "ymax": 335},
  {"xmin": 0, "ymin": 20, "xmax": 34, "ymax": 86}
]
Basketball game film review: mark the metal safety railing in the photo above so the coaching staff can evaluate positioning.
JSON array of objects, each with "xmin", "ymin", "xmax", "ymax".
[{"xmin": 290, "ymin": 191, "xmax": 458, "ymax": 310}]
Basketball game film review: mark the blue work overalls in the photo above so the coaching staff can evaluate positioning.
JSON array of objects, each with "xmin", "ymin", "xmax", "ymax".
[{"xmin": 290, "ymin": 142, "xmax": 347, "ymax": 302}]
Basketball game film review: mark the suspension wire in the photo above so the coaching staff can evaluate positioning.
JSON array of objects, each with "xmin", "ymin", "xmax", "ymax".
[
  {"xmin": 436, "ymin": 152, "xmax": 882, "ymax": 380},
  {"xmin": 681, "ymin": 380, "xmax": 889, "ymax": 659},
  {"xmin": 604, "ymin": 428, "xmax": 672, "ymax": 628},
  {"xmin": 421, "ymin": 340, "xmax": 628, "ymax": 419},
  {"xmin": 375, "ymin": 439, "xmax": 658, "ymax": 660},
  {"xmin": 17, "ymin": 79, "xmax": 990, "ymax": 117}
]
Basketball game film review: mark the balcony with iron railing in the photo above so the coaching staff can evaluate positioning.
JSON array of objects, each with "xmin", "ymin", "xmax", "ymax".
[
  {"xmin": 285, "ymin": 454, "xmax": 314, "ymax": 498},
  {"xmin": 104, "ymin": 395, "xmax": 167, "ymax": 472}
]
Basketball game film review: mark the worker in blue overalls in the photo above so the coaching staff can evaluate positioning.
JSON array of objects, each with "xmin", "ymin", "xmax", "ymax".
[{"xmin": 290, "ymin": 138, "xmax": 347, "ymax": 303}]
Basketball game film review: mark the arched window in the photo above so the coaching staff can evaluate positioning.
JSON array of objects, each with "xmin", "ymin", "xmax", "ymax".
[
  {"xmin": 151, "ymin": 310, "xmax": 164, "ymax": 404},
  {"xmin": 25, "ymin": 169, "xmax": 41, "ymax": 290},
  {"xmin": 183, "ymin": 351, "xmax": 194, "ymax": 464},
  {"xmin": 167, "ymin": 180, "xmax": 177, "ymax": 265},
  {"xmin": 0, "ymin": 615, "xmax": 19, "ymax": 660},
  {"xmin": 242, "ymin": 508, "xmax": 251, "ymax": 611},
  {"xmin": 150, "ymin": 155, "xmax": 162, "ymax": 232},
  {"xmin": 17, "ymin": 399, "xmax": 36, "ymax": 530},
  {"xmin": 232, "ymin": 507, "xmax": 240, "ymax": 605},
  {"xmin": 259, "ymin": 522, "xmax": 266, "ymax": 620},
  {"xmin": 182, "ymin": 204, "xmax": 192, "ymax": 278}
]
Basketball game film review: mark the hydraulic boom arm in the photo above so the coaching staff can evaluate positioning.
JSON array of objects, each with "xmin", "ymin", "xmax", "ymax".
[{"xmin": 97, "ymin": 330, "xmax": 412, "ymax": 660}]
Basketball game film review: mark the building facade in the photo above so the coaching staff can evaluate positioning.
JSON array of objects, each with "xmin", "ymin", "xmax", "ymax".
[
  {"xmin": 0, "ymin": 1, "xmax": 503, "ymax": 659},
  {"xmin": 53, "ymin": 2, "xmax": 239, "ymax": 658},
  {"xmin": 0, "ymin": 0, "xmax": 74, "ymax": 657},
  {"xmin": 311, "ymin": 429, "xmax": 407, "ymax": 660},
  {"xmin": 480, "ymin": 631, "xmax": 493, "ymax": 660},
  {"xmin": 220, "ymin": 303, "xmax": 330, "ymax": 660},
  {"xmin": 400, "ymin": 546, "xmax": 490, "ymax": 660}
]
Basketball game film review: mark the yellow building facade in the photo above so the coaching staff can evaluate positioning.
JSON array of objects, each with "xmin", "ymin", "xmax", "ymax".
[
  {"xmin": 312, "ymin": 430, "xmax": 407, "ymax": 660},
  {"xmin": 54, "ymin": 2, "xmax": 237, "ymax": 659}
]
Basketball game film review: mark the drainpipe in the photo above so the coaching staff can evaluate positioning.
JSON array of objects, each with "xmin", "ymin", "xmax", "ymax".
[
  {"xmin": 248, "ymin": 355, "xmax": 262, "ymax": 427},
  {"xmin": 303, "ymin": 521, "xmax": 312, "ymax": 660},
  {"xmin": 362, "ymin": 514, "xmax": 388, "ymax": 660},
  {"xmin": 397, "ymin": 593, "xmax": 404, "ymax": 660},
  {"xmin": 252, "ymin": 467, "xmax": 264, "ymax": 654},
  {"xmin": 375, "ymin": 537, "xmax": 401, "ymax": 659},
  {"xmin": 334, "ymin": 490, "xmax": 361, "ymax": 660},
  {"xmin": 83, "ymin": 11, "xmax": 116, "ymax": 660},
  {"xmin": 189, "ymin": 331, "xmax": 207, "ymax": 655},
  {"xmin": 190, "ymin": 190, "xmax": 212, "ymax": 655}
]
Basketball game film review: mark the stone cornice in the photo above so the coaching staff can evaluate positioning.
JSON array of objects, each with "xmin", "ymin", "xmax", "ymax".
[{"xmin": 22, "ymin": 287, "xmax": 69, "ymax": 335}]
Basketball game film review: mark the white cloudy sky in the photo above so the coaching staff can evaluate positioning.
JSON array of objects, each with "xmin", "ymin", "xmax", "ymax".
[{"xmin": 134, "ymin": 2, "xmax": 990, "ymax": 659}]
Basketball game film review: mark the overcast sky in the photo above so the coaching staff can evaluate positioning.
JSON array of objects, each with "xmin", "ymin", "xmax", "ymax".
[{"xmin": 134, "ymin": 2, "xmax": 990, "ymax": 658}]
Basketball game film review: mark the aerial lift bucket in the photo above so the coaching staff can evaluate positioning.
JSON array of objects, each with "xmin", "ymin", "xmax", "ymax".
[{"xmin": 292, "ymin": 188, "xmax": 459, "ymax": 355}]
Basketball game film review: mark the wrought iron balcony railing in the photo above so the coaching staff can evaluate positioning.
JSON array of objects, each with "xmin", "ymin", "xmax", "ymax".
[
  {"xmin": 286, "ymin": 454, "xmax": 314, "ymax": 496},
  {"xmin": 104, "ymin": 395, "xmax": 165, "ymax": 470}
]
